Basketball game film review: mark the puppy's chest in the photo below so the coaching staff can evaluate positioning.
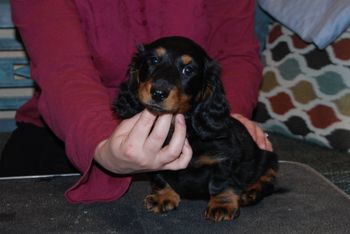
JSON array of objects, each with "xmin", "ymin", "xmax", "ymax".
[
  {"xmin": 188, "ymin": 138, "xmax": 233, "ymax": 168},
  {"xmin": 161, "ymin": 138, "xmax": 234, "ymax": 197},
  {"xmin": 160, "ymin": 129, "xmax": 237, "ymax": 197},
  {"xmin": 164, "ymin": 120, "xmax": 235, "ymax": 168}
]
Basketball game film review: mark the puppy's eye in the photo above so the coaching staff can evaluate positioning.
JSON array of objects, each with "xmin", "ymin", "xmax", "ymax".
[
  {"xmin": 182, "ymin": 65, "xmax": 194, "ymax": 76},
  {"xmin": 150, "ymin": 56, "xmax": 160, "ymax": 65}
]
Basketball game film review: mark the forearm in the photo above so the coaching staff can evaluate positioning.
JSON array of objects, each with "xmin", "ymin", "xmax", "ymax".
[
  {"xmin": 205, "ymin": 0, "xmax": 262, "ymax": 118},
  {"xmin": 11, "ymin": 0, "xmax": 117, "ymax": 171},
  {"xmin": 10, "ymin": 0, "xmax": 134, "ymax": 203}
]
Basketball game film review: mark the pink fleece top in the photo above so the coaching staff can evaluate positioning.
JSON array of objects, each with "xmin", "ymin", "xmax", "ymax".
[{"xmin": 10, "ymin": 0, "xmax": 262, "ymax": 203}]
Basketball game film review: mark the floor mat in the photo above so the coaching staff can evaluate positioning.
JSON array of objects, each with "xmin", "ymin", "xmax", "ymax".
[
  {"xmin": 0, "ymin": 162, "xmax": 349, "ymax": 233},
  {"xmin": 1, "ymin": 132, "xmax": 350, "ymax": 194}
]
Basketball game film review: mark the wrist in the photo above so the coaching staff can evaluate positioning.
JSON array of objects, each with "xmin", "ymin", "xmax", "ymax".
[{"xmin": 93, "ymin": 138, "xmax": 111, "ymax": 169}]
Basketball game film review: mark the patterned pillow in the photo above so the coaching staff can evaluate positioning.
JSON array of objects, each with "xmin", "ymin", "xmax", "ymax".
[{"xmin": 254, "ymin": 23, "xmax": 350, "ymax": 152}]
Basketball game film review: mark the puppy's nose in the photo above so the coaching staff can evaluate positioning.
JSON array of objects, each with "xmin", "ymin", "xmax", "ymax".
[{"xmin": 150, "ymin": 87, "xmax": 169, "ymax": 102}]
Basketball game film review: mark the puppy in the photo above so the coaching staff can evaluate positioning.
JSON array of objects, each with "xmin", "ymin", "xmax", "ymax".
[{"xmin": 114, "ymin": 36, "xmax": 278, "ymax": 222}]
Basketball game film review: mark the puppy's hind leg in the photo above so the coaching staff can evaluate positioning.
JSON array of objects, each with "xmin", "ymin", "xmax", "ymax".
[{"xmin": 239, "ymin": 168, "xmax": 277, "ymax": 206}]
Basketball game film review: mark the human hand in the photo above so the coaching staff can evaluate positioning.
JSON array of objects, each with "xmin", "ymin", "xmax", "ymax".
[
  {"xmin": 94, "ymin": 109, "xmax": 192, "ymax": 174},
  {"xmin": 231, "ymin": 113, "xmax": 273, "ymax": 151}
]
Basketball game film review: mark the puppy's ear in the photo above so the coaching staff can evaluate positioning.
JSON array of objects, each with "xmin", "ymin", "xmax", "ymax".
[
  {"xmin": 190, "ymin": 60, "xmax": 231, "ymax": 139},
  {"xmin": 113, "ymin": 45, "xmax": 145, "ymax": 119},
  {"xmin": 128, "ymin": 44, "xmax": 146, "ymax": 79}
]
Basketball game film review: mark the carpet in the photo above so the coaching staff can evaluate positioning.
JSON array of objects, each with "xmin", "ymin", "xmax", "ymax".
[{"xmin": 0, "ymin": 162, "xmax": 349, "ymax": 233}]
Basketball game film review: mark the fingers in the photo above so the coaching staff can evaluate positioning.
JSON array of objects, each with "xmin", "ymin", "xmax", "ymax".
[
  {"xmin": 108, "ymin": 111, "xmax": 191, "ymax": 174},
  {"xmin": 263, "ymin": 133, "xmax": 273, "ymax": 152},
  {"xmin": 253, "ymin": 123, "xmax": 265, "ymax": 149},
  {"xmin": 144, "ymin": 113, "xmax": 173, "ymax": 150},
  {"xmin": 126, "ymin": 109, "xmax": 157, "ymax": 145},
  {"xmin": 157, "ymin": 114, "xmax": 189, "ymax": 165},
  {"xmin": 266, "ymin": 139, "xmax": 273, "ymax": 152},
  {"xmin": 232, "ymin": 113, "xmax": 257, "ymax": 141},
  {"xmin": 254, "ymin": 125, "xmax": 273, "ymax": 151},
  {"xmin": 163, "ymin": 138, "xmax": 192, "ymax": 170},
  {"xmin": 115, "ymin": 112, "xmax": 143, "ymax": 135},
  {"xmin": 231, "ymin": 113, "xmax": 273, "ymax": 152},
  {"xmin": 166, "ymin": 114, "xmax": 186, "ymax": 153}
]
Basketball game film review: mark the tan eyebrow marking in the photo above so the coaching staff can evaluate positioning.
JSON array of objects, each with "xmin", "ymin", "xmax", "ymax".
[
  {"xmin": 155, "ymin": 47, "xmax": 166, "ymax": 57},
  {"xmin": 181, "ymin": 54, "xmax": 192, "ymax": 65}
]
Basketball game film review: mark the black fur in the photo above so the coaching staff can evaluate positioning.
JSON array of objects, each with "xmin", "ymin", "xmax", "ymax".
[{"xmin": 113, "ymin": 36, "xmax": 278, "ymax": 221}]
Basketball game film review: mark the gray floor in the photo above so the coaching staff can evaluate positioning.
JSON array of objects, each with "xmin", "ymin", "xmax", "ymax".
[
  {"xmin": 1, "ymin": 132, "xmax": 350, "ymax": 233},
  {"xmin": 1, "ymin": 131, "xmax": 350, "ymax": 194},
  {"xmin": 269, "ymin": 133, "xmax": 350, "ymax": 194},
  {"xmin": 0, "ymin": 162, "xmax": 349, "ymax": 233}
]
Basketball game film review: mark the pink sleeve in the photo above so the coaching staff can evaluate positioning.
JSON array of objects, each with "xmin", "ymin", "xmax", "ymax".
[
  {"xmin": 10, "ymin": 0, "xmax": 131, "ymax": 203},
  {"xmin": 206, "ymin": 0, "xmax": 263, "ymax": 118}
]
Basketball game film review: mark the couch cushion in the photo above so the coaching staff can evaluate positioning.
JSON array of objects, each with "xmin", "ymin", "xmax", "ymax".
[
  {"xmin": 258, "ymin": 0, "xmax": 350, "ymax": 49},
  {"xmin": 254, "ymin": 23, "xmax": 350, "ymax": 152}
]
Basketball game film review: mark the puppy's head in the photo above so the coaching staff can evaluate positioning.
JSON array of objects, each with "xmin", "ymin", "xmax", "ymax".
[
  {"xmin": 134, "ymin": 36, "xmax": 214, "ymax": 114},
  {"xmin": 115, "ymin": 36, "xmax": 231, "ymax": 139}
]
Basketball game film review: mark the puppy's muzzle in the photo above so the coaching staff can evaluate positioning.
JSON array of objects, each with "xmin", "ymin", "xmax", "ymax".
[{"xmin": 150, "ymin": 86, "xmax": 170, "ymax": 102}]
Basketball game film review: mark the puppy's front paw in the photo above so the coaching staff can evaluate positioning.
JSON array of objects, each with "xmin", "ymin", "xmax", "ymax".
[
  {"xmin": 204, "ymin": 189, "xmax": 240, "ymax": 222},
  {"xmin": 204, "ymin": 204, "xmax": 240, "ymax": 222},
  {"xmin": 144, "ymin": 187, "xmax": 180, "ymax": 213}
]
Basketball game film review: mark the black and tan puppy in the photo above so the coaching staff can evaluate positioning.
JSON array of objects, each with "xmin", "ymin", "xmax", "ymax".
[{"xmin": 114, "ymin": 36, "xmax": 278, "ymax": 222}]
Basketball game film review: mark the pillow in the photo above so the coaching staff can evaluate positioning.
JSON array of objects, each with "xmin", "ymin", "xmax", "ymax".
[
  {"xmin": 254, "ymin": 23, "xmax": 350, "ymax": 152},
  {"xmin": 258, "ymin": 0, "xmax": 350, "ymax": 49}
]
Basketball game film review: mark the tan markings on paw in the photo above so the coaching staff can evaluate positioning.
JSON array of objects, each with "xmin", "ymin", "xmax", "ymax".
[{"xmin": 144, "ymin": 186, "xmax": 180, "ymax": 213}]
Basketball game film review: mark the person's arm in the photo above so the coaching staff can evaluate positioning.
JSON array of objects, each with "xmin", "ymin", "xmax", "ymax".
[
  {"xmin": 10, "ymin": 0, "xmax": 129, "ymax": 203},
  {"xmin": 205, "ymin": 0, "xmax": 272, "ymax": 150},
  {"xmin": 11, "ymin": 0, "xmax": 192, "ymax": 203},
  {"xmin": 205, "ymin": 0, "xmax": 262, "ymax": 118}
]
